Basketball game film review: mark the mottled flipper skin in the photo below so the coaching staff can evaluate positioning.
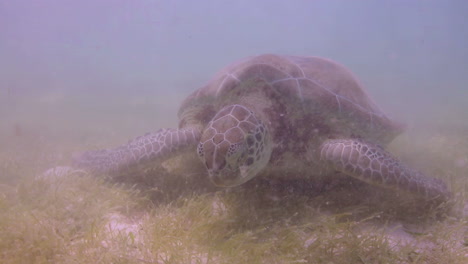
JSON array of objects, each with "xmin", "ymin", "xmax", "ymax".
[
  {"xmin": 320, "ymin": 139, "xmax": 451, "ymax": 203},
  {"xmin": 73, "ymin": 128, "xmax": 200, "ymax": 175}
]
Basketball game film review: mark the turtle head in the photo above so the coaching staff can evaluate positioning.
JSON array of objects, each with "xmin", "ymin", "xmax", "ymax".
[{"xmin": 197, "ymin": 104, "xmax": 272, "ymax": 187}]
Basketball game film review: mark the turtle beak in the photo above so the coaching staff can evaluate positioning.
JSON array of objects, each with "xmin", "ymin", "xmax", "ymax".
[
  {"xmin": 208, "ymin": 167, "xmax": 244, "ymax": 187},
  {"xmin": 208, "ymin": 169, "xmax": 223, "ymax": 186}
]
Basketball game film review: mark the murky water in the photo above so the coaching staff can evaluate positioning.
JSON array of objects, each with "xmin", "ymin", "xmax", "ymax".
[{"xmin": 1, "ymin": 1, "xmax": 467, "ymax": 263}]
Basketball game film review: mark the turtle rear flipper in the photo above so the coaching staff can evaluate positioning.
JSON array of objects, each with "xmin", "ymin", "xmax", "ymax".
[
  {"xmin": 319, "ymin": 139, "xmax": 451, "ymax": 203},
  {"xmin": 73, "ymin": 128, "xmax": 200, "ymax": 176}
]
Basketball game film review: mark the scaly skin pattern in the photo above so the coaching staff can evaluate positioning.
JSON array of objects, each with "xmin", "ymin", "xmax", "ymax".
[
  {"xmin": 73, "ymin": 128, "xmax": 200, "ymax": 175},
  {"xmin": 197, "ymin": 104, "xmax": 271, "ymax": 187},
  {"xmin": 319, "ymin": 139, "xmax": 451, "ymax": 202}
]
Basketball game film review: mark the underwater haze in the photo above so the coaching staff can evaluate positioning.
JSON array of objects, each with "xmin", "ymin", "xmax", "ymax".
[
  {"xmin": 1, "ymin": 1, "xmax": 468, "ymax": 263},
  {"xmin": 1, "ymin": 0, "xmax": 467, "ymax": 130}
]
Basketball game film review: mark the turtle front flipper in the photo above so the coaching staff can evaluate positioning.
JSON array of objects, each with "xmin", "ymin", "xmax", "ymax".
[
  {"xmin": 73, "ymin": 128, "xmax": 200, "ymax": 176},
  {"xmin": 319, "ymin": 139, "xmax": 451, "ymax": 203}
]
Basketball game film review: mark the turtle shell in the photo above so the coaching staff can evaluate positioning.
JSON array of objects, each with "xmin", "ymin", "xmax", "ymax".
[{"xmin": 178, "ymin": 54, "xmax": 404, "ymax": 147}]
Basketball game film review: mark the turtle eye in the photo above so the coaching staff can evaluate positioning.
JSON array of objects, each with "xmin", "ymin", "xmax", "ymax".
[
  {"xmin": 226, "ymin": 143, "xmax": 241, "ymax": 157},
  {"xmin": 226, "ymin": 143, "xmax": 246, "ymax": 163}
]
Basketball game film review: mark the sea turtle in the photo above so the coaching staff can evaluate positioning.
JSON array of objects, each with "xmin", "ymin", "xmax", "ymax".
[{"xmin": 72, "ymin": 54, "xmax": 450, "ymax": 203}]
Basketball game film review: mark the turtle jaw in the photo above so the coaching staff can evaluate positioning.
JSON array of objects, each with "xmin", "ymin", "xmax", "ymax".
[
  {"xmin": 202, "ymin": 143, "xmax": 273, "ymax": 187},
  {"xmin": 198, "ymin": 104, "xmax": 273, "ymax": 187},
  {"xmin": 207, "ymin": 164, "xmax": 256, "ymax": 187},
  {"xmin": 208, "ymin": 168, "xmax": 243, "ymax": 187}
]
